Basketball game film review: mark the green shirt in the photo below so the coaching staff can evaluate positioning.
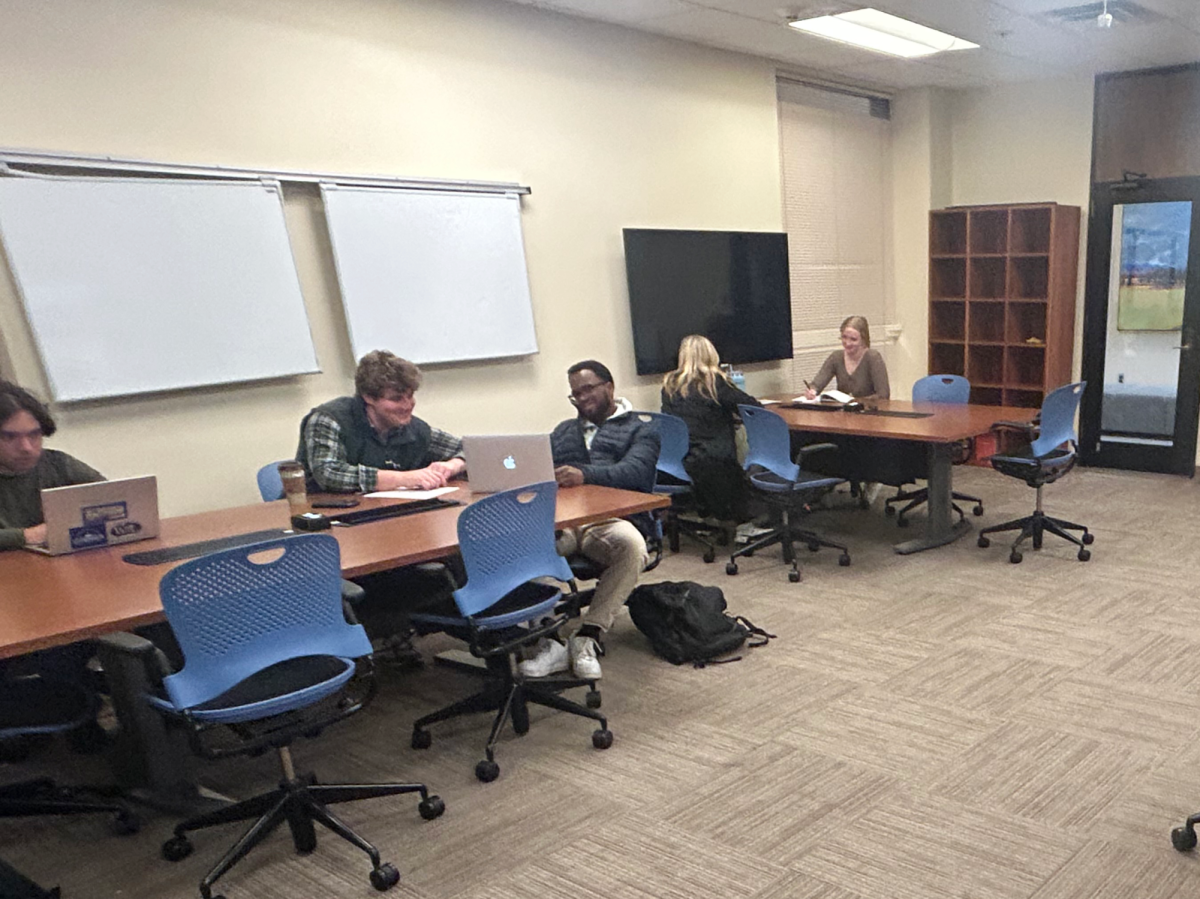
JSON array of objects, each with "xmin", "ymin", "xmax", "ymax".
[{"xmin": 0, "ymin": 449, "xmax": 104, "ymax": 550}]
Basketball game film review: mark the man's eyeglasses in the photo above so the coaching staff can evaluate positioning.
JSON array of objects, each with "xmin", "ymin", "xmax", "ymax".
[{"xmin": 568, "ymin": 382, "xmax": 607, "ymax": 405}]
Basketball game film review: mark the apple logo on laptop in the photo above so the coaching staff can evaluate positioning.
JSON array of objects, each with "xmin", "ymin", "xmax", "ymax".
[{"xmin": 503, "ymin": 455, "xmax": 516, "ymax": 470}]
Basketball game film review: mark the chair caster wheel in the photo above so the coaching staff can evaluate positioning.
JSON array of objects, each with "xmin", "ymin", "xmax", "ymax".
[
  {"xmin": 973, "ymin": 504, "xmax": 984, "ymax": 516},
  {"xmin": 897, "ymin": 517, "xmax": 909, "ymax": 528},
  {"xmin": 788, "ymin": 570, "xmax": 801, "ymax": 583},
  {"xmin": 162, "ymin": 835, "xmax": 193, "ymax": 862},
  {"xmin": 807, "ymin": 541, "xmax": 819, "ymax": 552},
  {"xmin": 475, "ymin": 759, "xmax": 500, "ymax": 782},
  {"xmin": 1172, "ymin": 825, "xmax": 1197, "ymax": 852},
  {"xmin": 702, "ymin": 548, "xmax": 716, "ymax": 563},
  {"xmin": 1009, "ymin": 550, "xmax": 1023, "ymax": 564},
  {"xmin": 838, "ymin": 553, "xmax": 851, "ymax": 566},
  {"xmin": 411, "ymin": 729, "xmax": 432, "ymax": 750},
  {"xmin": 884, "ymin": 504, "xmax": 895, "ymax": 517},
  {"xmin": 586, "ymin": 690, "xmax": 602, "ymax": 709},
  {"xmin": 418, "ymin": 795, "xmax": 445, "ymax": 820},
  {"xmin": 370, "ymin": 862, "xmax": 401, "ymax": 891},
  {"xmin": 1078, "ymin": 549, "xmax": 1091, "ymax": 562},
  {"xmin": 592, "ymin": 728, "xmax": 613, "ymax": 749},
  {"xmin": 1082, "ymin": 533, "xmax": 1094, "ymax": 545},
  {"xmin": 112, "ymin": 809, "xmax": 141, "ymax": 835},
  {"xmin": 726, "ymin": 562, "xmax": 738, "ymax": 575},
  {"xmin": 977, "ymin": 536, "xmax": 990, "ymax": 548}
]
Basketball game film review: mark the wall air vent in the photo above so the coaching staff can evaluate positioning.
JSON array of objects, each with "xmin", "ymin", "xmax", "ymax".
[{"xmin": 1045, "ymin": 0, "xmax": 1160, "ymax": 25}]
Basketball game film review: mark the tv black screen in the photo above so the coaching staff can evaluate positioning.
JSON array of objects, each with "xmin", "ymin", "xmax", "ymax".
[{"xmin": 623, "ymin": 228, "xmax": 793, "ymax": 375}]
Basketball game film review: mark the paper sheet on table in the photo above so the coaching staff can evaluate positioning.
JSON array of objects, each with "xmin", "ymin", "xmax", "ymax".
[
  {"xmin": 363, "ymin": 486, "xmax": 461, "ymax": 500},
  {"xmin": 793, "ymin": 388, "xmax": 854, "ymax": 405},
  {"xmin": 760, "ymin": 399, "xmax": 781, "ymax": 405}
]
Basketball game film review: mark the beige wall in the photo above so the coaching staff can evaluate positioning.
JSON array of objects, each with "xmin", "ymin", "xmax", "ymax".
[
  {"xmin": 947, "ymin": 77, "xmax": 1095, "ymax": 383},
  {"xmin": 0, "ymin": 0, "xmax": 787, "ymax": 514}
]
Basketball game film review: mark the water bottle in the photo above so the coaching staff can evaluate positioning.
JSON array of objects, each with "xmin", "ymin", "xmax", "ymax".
[{"xmin": 730, "ymin": 369, "xmax": 746, "ymax": 391}]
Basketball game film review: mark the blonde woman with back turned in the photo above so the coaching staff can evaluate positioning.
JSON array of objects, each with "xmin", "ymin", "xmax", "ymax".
[{"xmin": 661, "ymin": 335, "xmax": 761, "ymax": 522}]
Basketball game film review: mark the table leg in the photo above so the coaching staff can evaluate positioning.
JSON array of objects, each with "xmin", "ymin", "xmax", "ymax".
[{"xmin": 893, "ymin": 443, "xmax": 971, "ymax": 554}]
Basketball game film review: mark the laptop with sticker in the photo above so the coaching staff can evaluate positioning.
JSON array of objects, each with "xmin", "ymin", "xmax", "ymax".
[
  {"xmin": 28, "ymin": 475, "xmax": 160, "ymax": 556},
  {"xmin": 462, "ymin": 435, "xmax": 555, "ymax": 494}
]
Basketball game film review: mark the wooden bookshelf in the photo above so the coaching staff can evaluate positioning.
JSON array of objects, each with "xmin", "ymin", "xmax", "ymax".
[{"xmin": 928, "ymin": 202, "xmax": 1080, "ymax": 408}]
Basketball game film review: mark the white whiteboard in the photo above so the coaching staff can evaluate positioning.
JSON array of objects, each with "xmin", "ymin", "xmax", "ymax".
[
  {"xmin": 0, "ymin": 174, "xmax": 318, "ymax": 401},
  {"xmin": 321, "ymin": 186, "xmax": 537, "ymax": 364}
]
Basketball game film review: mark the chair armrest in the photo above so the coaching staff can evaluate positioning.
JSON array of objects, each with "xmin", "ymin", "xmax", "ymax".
[
  {"xmin": 797, "ymin": 442, "xmax": 838, "ymax": 458},
  {"xmin": 96, "ymin": 630, "xmax": 174, "ymax": 688},
  {"xmin": 991, "ymin": 420, "xmax": 1037, "ymax": 439}
]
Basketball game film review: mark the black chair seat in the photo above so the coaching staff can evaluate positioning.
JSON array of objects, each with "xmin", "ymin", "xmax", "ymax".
[{"xmin": 990, "ymin": 446, "xmax": 1074, "ymax": 487}]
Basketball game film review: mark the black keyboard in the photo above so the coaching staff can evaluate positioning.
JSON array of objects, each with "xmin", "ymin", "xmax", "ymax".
[
  {"xmin": 328, "ymin": 496, "xmax": 460, "ymax": 525},
  {"xmin": 124, "ymin": 529, "xmax": 288, "ymax": 566}
]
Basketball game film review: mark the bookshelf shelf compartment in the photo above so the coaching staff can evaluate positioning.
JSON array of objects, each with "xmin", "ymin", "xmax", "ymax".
[
  {"xmin": 969, "ymin": 209, "xmax": 1008, "ymax": 254},
  {"xmin": 930, "ymin": 342, "xmax": 965, "ymax": 376},
  {"xmin": 969, "ymin": 258, "xmax": 1006, "ymax": 299},
  {"xmin": 968, "ymin": 302, "xmax": 1005, "ymax": 343},
  {"xmin": 930, "ymin": 301, "xmax": 966, "ymax": 341},
  {"xmin": 931, "ymin": 258, "xmax": 966, "ymax": 299},
  {"xmin": 931, "ymin": 211, "xmax": 967, "ymax": 255},
  {"xmin": 1009, "ymin": 256, "xmax": 1049, "ymax": 300},
  {"xmin": 928, "ymin": 204, "xmax": 1079, "ymax": 406}
]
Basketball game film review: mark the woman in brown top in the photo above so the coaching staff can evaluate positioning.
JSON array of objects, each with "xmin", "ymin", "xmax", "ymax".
[{"xmin": 804, "ymin": 315, "xmax": 890, "ymax": 401}]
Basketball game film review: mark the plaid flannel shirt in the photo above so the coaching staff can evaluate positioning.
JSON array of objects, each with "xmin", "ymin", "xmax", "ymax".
[{"xmin": 302, "ymin": 410, "xmax": 463, "ymax": 493}]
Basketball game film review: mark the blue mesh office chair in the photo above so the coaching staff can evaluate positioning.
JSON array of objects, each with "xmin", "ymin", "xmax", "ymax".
[
  {"xmin": 0, "ymin": 675, "xmax": 140, "ymax": 897},
  {"xmin": 639, "ymin": 412, "xmax": 717, "ymax": 563},
  {"xmin": 885, "ymin": 375, "xmax": 984, "ymax": 526},
  {"xmin": 254, "ymin": 461, "xmax": 286, "ymax": 502},
  {"xmin": 409, "ymin": 481, "xmax": 611, "ymax": 783},
  {"xmin": 150, "ymin": 534, "xmax": 443, "ymax": 899},
  {"xmin": 726, "ymin": 405, "xmax": 850, "ymax": 583},
  {"xmin": 976, "ymin": 382, "xmax": 1093, "ymax": 563}
]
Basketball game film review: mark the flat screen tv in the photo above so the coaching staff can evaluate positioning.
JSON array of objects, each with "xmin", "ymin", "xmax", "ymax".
[{"xmin": 623, "ymin": 228, "xmax": 793, "ymax": 375}]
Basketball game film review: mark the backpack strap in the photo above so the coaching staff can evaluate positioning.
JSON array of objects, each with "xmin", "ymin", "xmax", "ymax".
[
  {"xmin": 735, "ymin": 616, "xmax": 776, "ymax": 648},
  {"xmin": 693, "ymin": 655, "xmax": 742, "ymax": 669}
]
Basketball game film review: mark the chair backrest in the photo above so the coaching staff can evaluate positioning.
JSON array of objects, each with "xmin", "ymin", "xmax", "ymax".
[
  {"xmin": 452, "ymin": 481, "xmax": 575, "ymax": 618},
  {"xmin": 1031, "ymin": 381, "xmax": 1086, "ymax": 458},
  {"xmin": 738, "ymin": 405, "xmax": 799, "ymax": 481},
  {"xmin": 256, "ymin": 461, "xmax": 287, "ymax": 502},
  {"xmin": 638, "ymin": 411, "xmax": 692, "ymax": 483},
  {"xmin": 158, "ymin": 534, "xmax": 372, "ymax": 711},
  {"xmin": 912, "ymin": 374, "xmax": 970, "ymax": 405}
]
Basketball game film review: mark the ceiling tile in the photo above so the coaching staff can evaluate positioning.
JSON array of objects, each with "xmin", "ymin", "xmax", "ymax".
[{"xmin": 514, "ymin": 0, "xmax": 696, "ymax": 24}]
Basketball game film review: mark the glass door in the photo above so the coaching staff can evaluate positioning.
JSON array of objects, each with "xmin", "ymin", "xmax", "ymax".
[{"xmin": 1081, "ymin": 178, "xmax": 1200, "ymax": 474}]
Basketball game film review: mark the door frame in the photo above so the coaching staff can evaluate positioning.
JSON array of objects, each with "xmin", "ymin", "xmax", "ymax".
[{"xmin": 1080, "ymin": 176, "xmax": 1200, "ymax": 475}]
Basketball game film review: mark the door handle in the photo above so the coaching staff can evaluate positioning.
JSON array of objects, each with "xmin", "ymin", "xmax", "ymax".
[{"xmin": 1173, "ymin": 344, "xmax": 1191, "ymax": 350}]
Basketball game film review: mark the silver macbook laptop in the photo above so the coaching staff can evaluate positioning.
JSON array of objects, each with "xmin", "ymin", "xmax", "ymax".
[
  {"xmin": 462, "ymin": 435, "xmax": 556, "ymax": 494},
  {"xmin": 28, "ymin": 475, "xmax": 160, "ymax": 556}
]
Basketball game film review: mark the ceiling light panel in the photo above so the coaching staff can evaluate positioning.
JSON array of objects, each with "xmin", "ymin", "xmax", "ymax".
[{"xmin": 789, "ymin": 7, "xmax": 980, "ymax": 57}]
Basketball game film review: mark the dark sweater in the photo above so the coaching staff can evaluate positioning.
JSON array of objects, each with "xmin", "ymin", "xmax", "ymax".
[
  {"xmin": 661, "ymin": 379, "xmax": 760, "ymax": 464},
  {"xmin": 550, "ymin": 409, "xmax": 660, "ymax": 536},
  {"xmin": 0, "ymin": 450, "xmax": 104, "ymax": 550}
]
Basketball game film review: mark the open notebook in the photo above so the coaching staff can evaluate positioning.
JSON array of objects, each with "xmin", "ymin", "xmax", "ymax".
[{"xmin": 793, "ymin": 388, "xmax": 855, "ymax": 405}]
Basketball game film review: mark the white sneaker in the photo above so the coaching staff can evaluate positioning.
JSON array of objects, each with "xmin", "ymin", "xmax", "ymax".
[
  {"xmin": 569, "ymin": 636, "xmax": 603, "ymax": 680},
  {"xmin": 735, "ymin": 523, "xmax": 773, "ymax": 544},
  {"xmin": 864, "ymin": 482, "xmax": 883, "ymax": 505},
  {"xmin": 518, "ymin": 639, "xmax": 569, "ymax": 678}
]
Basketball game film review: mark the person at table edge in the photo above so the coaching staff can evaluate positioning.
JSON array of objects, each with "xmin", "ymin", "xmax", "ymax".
[
  {"xmin": 804, "ymin": 315, "xmax": 891, "ymax": 402},
  {"xmin": 519, "ymin": 359, "xmax": 660, "ymax": 681},
  {"xmin": 297, "ymin": 349, "xmax": 465, "ymax": 494},
  {"xmin": 0, "ymin": 380, "xmax": 103, "ymax": 551}
]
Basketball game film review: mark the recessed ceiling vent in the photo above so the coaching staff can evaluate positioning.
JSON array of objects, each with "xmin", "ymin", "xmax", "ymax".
[{"xmin": 1045, "ymin": 0, "xmax": 1160, "ymax": 25}]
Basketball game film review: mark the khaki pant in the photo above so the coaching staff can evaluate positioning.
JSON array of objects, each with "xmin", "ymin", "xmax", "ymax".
[{"xmin": 555, "ymin": 518, "xmax": 648, "ymax": 634}]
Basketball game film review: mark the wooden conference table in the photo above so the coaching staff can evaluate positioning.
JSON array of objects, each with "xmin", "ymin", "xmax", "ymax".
[
  {"xmin": 0, "ymin": 481, "xmax": 668, "ymax": 808},
  {"xmin": 764, "ymin": 397, "xmax": 1037, "ymax": 554},
  {"xmin": 0, "ymin": 481, "xmax": 668, "ymax": 661}
]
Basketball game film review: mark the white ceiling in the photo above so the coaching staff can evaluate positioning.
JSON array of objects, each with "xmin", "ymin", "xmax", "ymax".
[{"xmin": 501, "ymin": 0, "xmax": 1200, "ymax": 90}]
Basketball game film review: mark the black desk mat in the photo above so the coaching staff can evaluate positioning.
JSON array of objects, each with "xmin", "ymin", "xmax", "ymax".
[
  {"xmin": 124, "ymin": 529, "xmax": 288, "ymax": 566},
  {"xmin": 786, "ymin": 403, "xmax": 933, "ymax": 419},
  {"xmin": 122, "ymin": 497, "xmax": 462, "ymax": 566}
]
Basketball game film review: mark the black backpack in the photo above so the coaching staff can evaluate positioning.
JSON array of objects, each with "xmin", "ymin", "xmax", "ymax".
[{"xmin": 626, "ymin": 581, "xmax": 773, "ymax": 667}]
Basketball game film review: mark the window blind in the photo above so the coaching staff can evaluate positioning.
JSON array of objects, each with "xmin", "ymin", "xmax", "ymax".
[{"xmin": 778, "ymin": 79, "xmax": 895, "ymax": 391}]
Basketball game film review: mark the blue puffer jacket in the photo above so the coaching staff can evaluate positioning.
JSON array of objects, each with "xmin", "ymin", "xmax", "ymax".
[{"xmin": 550, "ymin": 404, "xmax": 661, "ymax": 536}]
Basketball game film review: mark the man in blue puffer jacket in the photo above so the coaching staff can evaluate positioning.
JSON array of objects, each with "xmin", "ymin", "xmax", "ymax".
[{"xmin": 519, "ymin": 360, "xmax": 660, "ymax": 682}]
